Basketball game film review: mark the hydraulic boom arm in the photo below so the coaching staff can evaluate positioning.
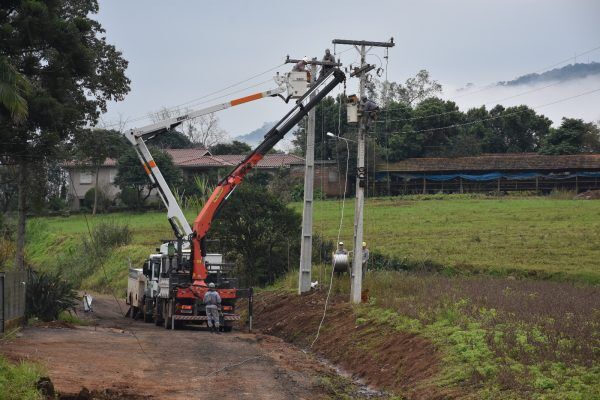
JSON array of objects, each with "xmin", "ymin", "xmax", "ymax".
[
  {"xmin": 123, "ymin": 84, "xmax": 287, "ymax": 239},
  {"xmin": 190, "ymin": 69, "xmax": 346, "ymax": 283}
]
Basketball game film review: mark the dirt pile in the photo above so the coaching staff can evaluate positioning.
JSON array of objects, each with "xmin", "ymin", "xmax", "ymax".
[
  {"xmin": 251, "ymin": 290, "xmax": 456, "ymax": 400},
  {"xmin": 575, "ymin": 189, "xmax": 600, "ymax": 199}
]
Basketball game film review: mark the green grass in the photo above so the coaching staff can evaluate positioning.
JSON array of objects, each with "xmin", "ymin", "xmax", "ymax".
[
  {"xmin": 23, "ymin": 196, "xmax": 600, "ymax": 292},
  {"xmin": 276, "ymin": 267, "xmax": 600, "ymax": 399},
  {"xmin": 57, "ymin": 311, "xmax": 89, "ymax": 326},
  {"xmin": 292, "ymin": 196, "xmax": 600, "ymax": 284},
  {"xmin": 0, "ymin": 355, "xmax": 44, "ymax": 400}
]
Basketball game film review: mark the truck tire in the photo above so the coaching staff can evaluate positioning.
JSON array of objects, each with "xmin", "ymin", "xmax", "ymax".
[
  {"xmin": 154, "ymin": 299, "xmax": 163, "ymax": 326},
  {"xmin": 163, "ymin": 300, "xmax": 172, "ymax": 329}
]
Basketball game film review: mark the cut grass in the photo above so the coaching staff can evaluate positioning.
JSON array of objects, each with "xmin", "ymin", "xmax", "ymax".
[{"xmin": 293, "ymin": 196, "xmax": 600, "ymax": 284}]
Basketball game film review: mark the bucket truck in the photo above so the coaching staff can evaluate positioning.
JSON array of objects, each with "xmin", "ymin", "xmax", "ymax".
[{"xmin": 126, "ymin": 69, "xmax": 346, "ymax": 330}]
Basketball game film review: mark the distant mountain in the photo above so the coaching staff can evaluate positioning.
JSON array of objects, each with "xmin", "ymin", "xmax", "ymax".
[
  {"xmin": 234, "ymin": 121, "xmax": 277, "ymax": 147},
  {"xmin": 497, "ymin": 62, "xmax": 600, "ymax": 87}
]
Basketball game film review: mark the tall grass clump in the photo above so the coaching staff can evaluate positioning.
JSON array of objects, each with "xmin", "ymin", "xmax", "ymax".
[
  {"xmin": 26, "ymin": 267, "xmax": 78, "ymax": 321},
  {"xmin": 57, "ymin": 219, "xmax": 131, "ymax": 287},
  {"xmin": 0, "ymin": 356, "xmax": 44, "ymax": 400}
]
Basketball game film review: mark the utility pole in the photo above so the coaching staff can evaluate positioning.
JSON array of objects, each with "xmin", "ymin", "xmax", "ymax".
[
  {"xmin": 332, "ymin": 39, "xmax": 394, "ymax": 304},
  {"xmin": 286, "ymin": 55, "xmax": 342, "ymax": 294}
]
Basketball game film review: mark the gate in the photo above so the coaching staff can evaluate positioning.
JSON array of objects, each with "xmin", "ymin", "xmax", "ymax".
[
  {"xmin": 0, "ymin": 271, "xmax": 27, "ymax": 333},
  {"xmin": 0, "ymin": 274, "xmax": 4, "ymax": 333}
]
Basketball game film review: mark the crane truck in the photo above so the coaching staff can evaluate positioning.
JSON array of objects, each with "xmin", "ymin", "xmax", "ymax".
[{"xmin": 125, "ymin": 68, "xmax": 346, "ymax": 330}]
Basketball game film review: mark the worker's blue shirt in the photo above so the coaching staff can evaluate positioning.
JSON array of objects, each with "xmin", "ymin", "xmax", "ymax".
[{"xmin": 204, "ymin": 290, "xmax": 221, "ymax": 307}]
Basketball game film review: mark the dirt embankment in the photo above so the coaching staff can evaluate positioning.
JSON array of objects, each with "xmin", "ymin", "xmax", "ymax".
[{"xmin": 250, "ymin": 290, "xmax": 458, "ymax": 400}]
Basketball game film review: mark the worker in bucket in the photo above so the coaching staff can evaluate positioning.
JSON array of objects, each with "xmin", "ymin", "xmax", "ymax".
[
  {"xmin": 293, "ymin": 56, "xmax": 311, "ymax": 82},
  {"xmin": 204, "ymin": 283, "xmax": 222, "ymax": 334},
  {"xmin": 293, "ymin": 56, "xmax": 309, "ymax": 72},
  {"xmin": 362, "ymin": 242, "xmax": 370, "ymax": 279},
  {"xmin": 360, "ymin": 96, "xmax": 380, "ymax": 129},
  {"xmin": 320, "ymin": 49, "xmax": 336, "ymax": 78}
]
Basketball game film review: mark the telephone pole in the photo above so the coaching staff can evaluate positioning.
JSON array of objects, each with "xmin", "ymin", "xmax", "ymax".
[
  {"xmin": 286, "ymin": 56, "xmax": 341, "ymax": 294},
  {"xmin": 332, "ymin": 38, "xmax": 394, "ymax": 303}
]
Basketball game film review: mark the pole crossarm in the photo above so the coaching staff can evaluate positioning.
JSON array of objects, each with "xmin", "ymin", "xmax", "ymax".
[
  {"xmin": 332, "ymin": 38, "xmax": 395, "ymax": 48},
  {"xmin": 285, "ymin": 55, "xmax": 342, "ymax": 67}
]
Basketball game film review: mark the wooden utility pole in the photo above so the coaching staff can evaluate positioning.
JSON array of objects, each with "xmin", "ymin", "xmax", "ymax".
[
  {"xmin": 332, "ymin": 38, "xmax": 394, "ymax": 304},
  {"xmin": 286, "ymin": 56, "xmax": 341, "ymax": 294}
]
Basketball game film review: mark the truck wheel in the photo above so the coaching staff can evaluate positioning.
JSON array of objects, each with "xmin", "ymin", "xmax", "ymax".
[
  {"xmin": 154, "ymin": 299, "xmax": 163, "ymax": 326},
  {"xmin": 142, "ymin": 303, "xmax": 151, "ymax": 323},
  {"xmin": 163, "ymin": 300, "xmax": 172, "ymax": 329}
]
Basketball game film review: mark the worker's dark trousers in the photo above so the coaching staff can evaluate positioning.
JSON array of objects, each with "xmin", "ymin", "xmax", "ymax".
[{"xmin": 206, "ymin": 305, "xmax": 220, "ymax": 328}]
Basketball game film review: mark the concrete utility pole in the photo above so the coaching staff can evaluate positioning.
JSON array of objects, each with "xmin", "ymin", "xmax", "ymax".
[
  {"xmin": 286, "ymin": 56, "xmax": 342, "ymax": 294},
  {"xmin": 332, "ymin": 38, "xmax": 394, "ymax": 304}
]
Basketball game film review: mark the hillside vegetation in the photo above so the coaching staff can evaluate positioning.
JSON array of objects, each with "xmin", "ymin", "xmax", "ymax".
[
  {"xmin": 261, "ymin": 267, "xmax": 600, "ymax": 399},
  {"xmin": 24, "ymin": 196, "xmax": 600, "ymax": 292}
]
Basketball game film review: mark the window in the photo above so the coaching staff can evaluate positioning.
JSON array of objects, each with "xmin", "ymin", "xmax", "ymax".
[
  {"xmin": 80, "ymin": 171, "xmax": 92, "ymax": 184},
  {"xmin": 109, "ymin": 169, "xmax": 117, "ymax": 183},
  {"xmin": 328, "ymin": 170, "xmax": 338, "ymax": 183}
]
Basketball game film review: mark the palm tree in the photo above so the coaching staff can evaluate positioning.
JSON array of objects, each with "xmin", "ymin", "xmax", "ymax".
[
  {"xmin": 0, "ymin": 56, "xmax": 32, "ymax": 271},
  {"xmin": 0, "ymin": 56, "xmax": 31, "ymax": 123}
]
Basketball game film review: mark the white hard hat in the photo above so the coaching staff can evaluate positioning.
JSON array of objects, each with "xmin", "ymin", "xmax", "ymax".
[
  {"xmin": 302, "ymin": 56, "xmax": 309, "ymax": 63},
  {"xmin": 208, "ymin": 282, "xmax": 215, "ymax": 288},
  {"xmin": 338, "ymin": 241, "xmax": 344, "ymax": 246}
]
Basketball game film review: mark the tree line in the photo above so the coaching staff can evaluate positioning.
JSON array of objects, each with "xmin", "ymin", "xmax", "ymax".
[{"xmin": 292, "ymin": 70, "xmax": 600, "ymax": 163}]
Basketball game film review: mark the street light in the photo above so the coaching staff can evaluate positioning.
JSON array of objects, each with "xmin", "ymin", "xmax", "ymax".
[{"xmin": 326, "ymin": 132, "xmax": 356, "ymax": 143}]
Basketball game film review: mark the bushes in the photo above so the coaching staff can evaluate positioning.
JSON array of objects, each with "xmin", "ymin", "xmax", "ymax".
[
  {"xmin": 118, "ymin": 187, "xmax": 143, "ymax": 209},
  {"xmin": 85, "ymin": 220, "xmax": 131, "ymax": 250},
  {"xmin": 83, "ymin": 187, "xmax": 111, "ymax": 212},
  {"xmin": 26, "ymin": 268, "xmax": 78, "ymax": 322}
]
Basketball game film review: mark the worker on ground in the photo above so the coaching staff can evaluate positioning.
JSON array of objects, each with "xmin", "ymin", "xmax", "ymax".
[
  {"xmin": 333, "ymin": 241, "xmax": 349, "ymax": 274},
  {"xmin": 361, "ymin": 242, "xmax": 370, "ymax": 279},
  {"xmin": 320, "ymin": 49, "xmax": 336, "ymax": 78},
  {"xmin": 293, "ymin": 56, "xmax": 311, "ymax": 82},
  {"xmin": 204, "ymin": 283, "xmax": 221, "ymax": 334},
  {"xmin": 360, "ymin": 96, "xmax": 380, "ymax": 130},
  {"xmin": 335, "ymin": 241, "xmax": 347, "ymax": 255}
]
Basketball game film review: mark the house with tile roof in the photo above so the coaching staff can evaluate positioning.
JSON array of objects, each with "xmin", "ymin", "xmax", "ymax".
[{"xmin": 63, "ymin": 147, "xmax": 345, "ymax": 210}]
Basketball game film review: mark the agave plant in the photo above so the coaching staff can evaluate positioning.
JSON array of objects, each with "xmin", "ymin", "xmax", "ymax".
[{"xmin": 26, "ymin": 268, "xmax": 78, "ymax": 322}]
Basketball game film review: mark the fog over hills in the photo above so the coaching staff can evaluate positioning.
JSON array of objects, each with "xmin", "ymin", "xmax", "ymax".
[{"xmin": 447, "ymin": 62, "xmax": 600, "ymax": 126}]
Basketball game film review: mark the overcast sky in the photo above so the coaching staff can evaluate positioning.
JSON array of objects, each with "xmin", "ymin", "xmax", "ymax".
[{"xmin": 97, "ymin": 0, "xmax": 600, "ymax": 138}]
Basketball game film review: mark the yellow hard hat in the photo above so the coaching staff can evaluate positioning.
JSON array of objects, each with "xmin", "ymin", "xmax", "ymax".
[{"xmin": 362, "ymin": 242, "xmax": 367, "ymax": 247}]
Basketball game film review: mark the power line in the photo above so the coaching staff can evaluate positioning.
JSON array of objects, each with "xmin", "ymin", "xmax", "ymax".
[{"xmin": 102, "ymin": 63, "xmax": 285, "ymax": 129}]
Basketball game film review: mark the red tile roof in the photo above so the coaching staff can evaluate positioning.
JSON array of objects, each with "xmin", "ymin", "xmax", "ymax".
[
  {"xmin": 63, "ymin": 148, "xmax": 304, "ymax": 170},
  {"xmin": 377, "ymin": 153, "xmax": 600, "ymax": 172},
  {"xmin": 178, "ymin": 154, "xmax": 304, "ymax": 169},
  {"xmin": 164, "ymin": 148, "xmax": 210, "ymax": 164}
]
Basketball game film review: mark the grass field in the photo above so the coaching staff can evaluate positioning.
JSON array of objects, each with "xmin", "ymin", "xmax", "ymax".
[
  {"xmin": 293, "ymin": 196, "xmax": 600, "ymax": 283},
  {"xmin": 20, "ymin": 196, "xmax": 600, "ymax": 292}
]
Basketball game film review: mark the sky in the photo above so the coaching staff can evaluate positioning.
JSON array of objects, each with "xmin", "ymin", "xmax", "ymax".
[{"xmin": 96, "ymin": 0, "xmax": 600, "ymax": 139}]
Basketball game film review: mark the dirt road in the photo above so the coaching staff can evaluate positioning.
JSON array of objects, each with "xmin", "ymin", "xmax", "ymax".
[{"xmin": 1, "ymin": 294, "xmax": 362, "ymax": 399}]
